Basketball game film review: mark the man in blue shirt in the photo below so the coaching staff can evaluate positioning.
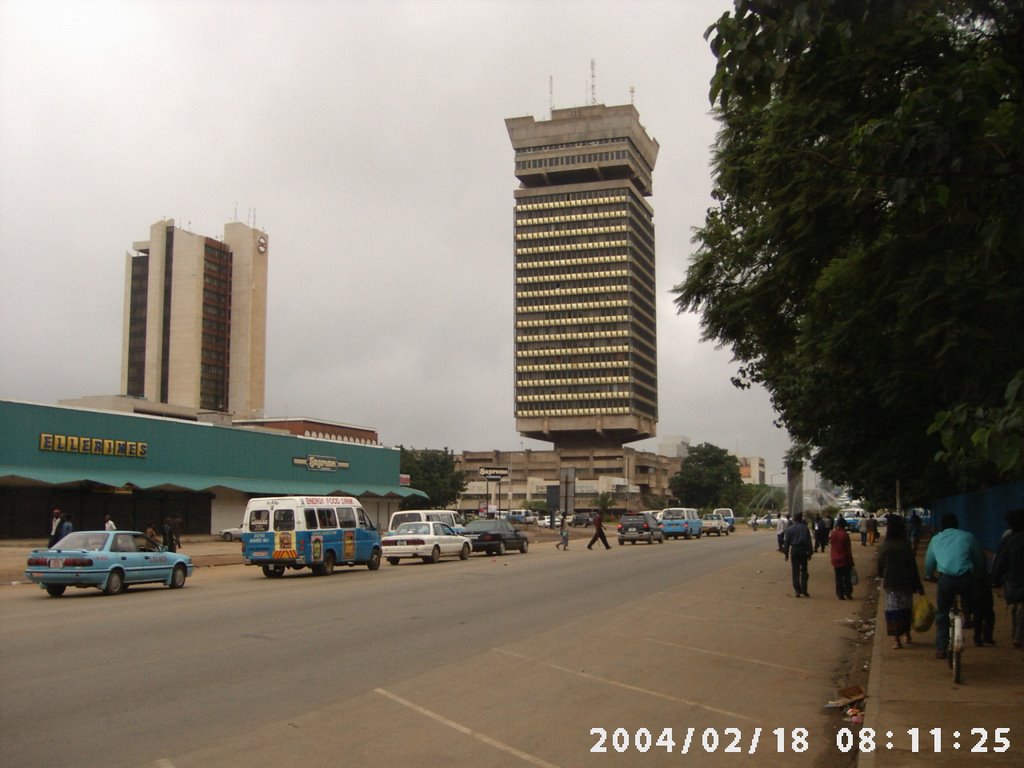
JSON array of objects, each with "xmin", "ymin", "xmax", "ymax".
[{"xmin": 924, "ymin": 513, "xmax": 985, "ymax": 658}]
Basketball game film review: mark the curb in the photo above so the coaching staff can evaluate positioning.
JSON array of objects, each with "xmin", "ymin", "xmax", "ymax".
[{"xmin": 856, "ymin": 582, "xmax": 884, "ymax": 768}]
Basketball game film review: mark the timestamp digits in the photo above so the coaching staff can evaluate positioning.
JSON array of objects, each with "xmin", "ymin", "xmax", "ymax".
[
  {"xmin": 836, "ymin": 727, "xmax": 1011, "ymax": 754},
  {"xmin": 589, "ymin": 727, "xmax": 810, "ymax": 755}
]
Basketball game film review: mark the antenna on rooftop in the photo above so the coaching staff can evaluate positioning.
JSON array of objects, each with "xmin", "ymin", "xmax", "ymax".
[
  {"xmin": 630, "ymin": 85, "xmax": 635, "ymax": 105},
  {"xmin": 549, "ymin": 75, "xmax": 554, "ymax": 117},
  {"xmin": 590, "ymin": 59, "xmax": 596, "ymax": 105}
]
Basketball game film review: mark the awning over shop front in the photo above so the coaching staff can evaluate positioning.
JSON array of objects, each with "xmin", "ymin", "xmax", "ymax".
[{"xmin": 0, "ymin": 465, "xmax": 424, "ymax": 499}]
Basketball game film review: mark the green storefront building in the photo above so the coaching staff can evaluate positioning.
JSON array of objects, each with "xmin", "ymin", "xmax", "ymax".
[{"xmin": 0, "ymin": 400, "xmax": 421, "ymax": 539}]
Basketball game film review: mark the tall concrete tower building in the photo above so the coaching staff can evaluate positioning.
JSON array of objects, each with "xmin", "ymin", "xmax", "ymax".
[
  {"xmin": 506, "ymin": 104, "xmax": 660, "ymax": 450},
  {"xmin": 121, "ymin": 219, "xmax": 268, "ymax": 418}
]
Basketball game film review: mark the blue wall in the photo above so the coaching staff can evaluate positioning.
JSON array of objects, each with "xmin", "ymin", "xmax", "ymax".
[{"xmin": 934, "ymin": 481, "xmax": 1024, "ymax": 554}]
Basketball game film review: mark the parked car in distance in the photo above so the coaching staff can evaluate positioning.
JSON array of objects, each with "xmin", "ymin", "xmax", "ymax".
[
  {"xmin": 388, "ymin": 509, "xmax": 467, "ymax": 534},
  {"xmin": 462, "ymin": 518, "xmax": 530, "ymax": 555},
  {"xmin": 660, "ymin": 508, "xmax": 703, "ymax": 539},
  {"xmin": 219, "ymin": 524, "xmax": 243, "ymax": 541},
  {"xmin": 702, "ymin": 513, "xmax": 729, "ymax": 536},
  {"xmin": 24, "ymin": 531, "xmax": 194, "ymax": 597},
  {"xmin": 571, "ymin": 511, "xmax": 592, "ymax": 527},
  {"xmin": 712, "ymin": 508, "xmax": 736, "ymax": 531},
  {"xmin": 381, "ymin": 522, "xmax": 471, "ymax": 565},
  {"xmin": 617, "ymin": 511, "xmax": 664, "ymax": 545}
]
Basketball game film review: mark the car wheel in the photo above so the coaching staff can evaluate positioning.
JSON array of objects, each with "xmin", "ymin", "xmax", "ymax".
[
  {"xmin": 222, "ymin": 532, "xmax": 234, "ymax": 541},
  {"xmin": 618, "ymin": 538, "xmax": 624, "ymax": 545},
  {"xmin": 104, "ymin": 569, "xmax": 126, "ymax": 595},
  {"xmin": 262, "ymin": 564, "xmax": 285, "ymax": 578},
  {"xmin": 367, "ymin": 549, "xmax": 382, "ymax": 570},
  {"xmin": 426, "ymin": 546, "xmax": 441, "ymax": 564},
  {"xmin": 497, "ymin": 541, "xmax": 506, "ymax": 556},
  {"xmin": 647, "ymin": 533, "xmax": 653, "ymax": 544},
  {"xmin": 322, "ymin": 550, "xmax": 336, "ymax": 576},
  {"xmin": 45, "ymin": 584, "xmax": 66, "ymax": 597},
  {"xmin": 169, "ymin": 564, "xmax": 187, "ymax": 589},
  {"xmin": 387, "ymin": 557, "xmax": 401, "ymax": 566},
  {"xmin": 460, "ymin": 542, "xmax": 470, "ymax": 560},
  {"xmin": 520, "ymin": 539, "xmax": 528, "ymax": 554}
]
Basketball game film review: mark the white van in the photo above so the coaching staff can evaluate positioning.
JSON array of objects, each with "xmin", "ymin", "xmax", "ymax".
[
  {"xmin": 388, "ymin": 509, "xmax": 466, "ymax": 534},
  {"xmin": 241, "ymin": 496, "xmax": 382, "ymax": 577}
]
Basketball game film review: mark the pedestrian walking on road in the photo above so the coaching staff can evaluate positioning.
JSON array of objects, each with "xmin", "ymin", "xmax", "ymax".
[
  {"xmin": 47, "ymin": 508, "xmax": 62, "ymax": 547},
  {"xmin": 776, "ymin": 513, "xmax": 790, "ymax": 552},
  {"xmin": 866, "ymin": 514, "xmax": 879, "ymax": 546},
  {"xmin": 162, "ymin": 516, "xmax": 177, "ymax": 553},
  {"xmin": 992, "ymin": 508, "xmax": 1024, "ymax": 649},
  {"xmin": 813, "ymin": 513, "xmax": 829, "ymax": 553},
  {"xmin": 103, "ymin": 514, "xmax": 116, "ymax": 531},
  {"xmin": 556, "ymin": 514, "xmax": 570, "ymax": 550},
  {"xmin": 908, "ymin": 510, "xmax": 923, "ymax": 555},
  {"xmin": 783, "ymin": 511, "xmax": 812, "ymax": 598},
  {"xmin": 924, "ymin": 513, "xmax": 985, "ymax": 659},
  {"xmin": 830, "ymin": 517, "xmax": 855, "ymax": 600},
  {"xmin": 587, "ymin": 510, "xmax": 611, "ymax": 550},
  {"xmin": 56, "ymin": 512, "xmax": 73, "ymax": 543},
  {"xmin": 972, "ymin": 568, "xmax": 996, "ymax": 646},
  {"xmin": 877, "ymin": 517, "xmax": 924, "ymax": 649}
]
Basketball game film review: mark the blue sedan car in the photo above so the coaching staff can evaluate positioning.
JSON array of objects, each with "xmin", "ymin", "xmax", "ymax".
[{"xmin": 24, "ymin": 530, "xmax": 194, "ymax": 597}]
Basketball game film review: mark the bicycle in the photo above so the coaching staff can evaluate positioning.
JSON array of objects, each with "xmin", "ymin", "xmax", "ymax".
[{"xmin": 948, "ymin": 593, "xmax": 965, "ymax": 684}]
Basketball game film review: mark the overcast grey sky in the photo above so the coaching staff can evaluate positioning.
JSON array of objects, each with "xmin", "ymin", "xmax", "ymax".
[{"xmin": 0, "ymin": 0, "xmax": 794, "ymax": 479}]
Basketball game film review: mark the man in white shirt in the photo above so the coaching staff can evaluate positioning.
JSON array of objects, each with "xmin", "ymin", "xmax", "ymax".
[{"xmin": 776, "ymin": 513, "xmax": 790, "ymax": 551}]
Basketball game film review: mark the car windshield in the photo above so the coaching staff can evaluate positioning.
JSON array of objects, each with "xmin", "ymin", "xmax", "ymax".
[
  {"xmin": 395, "ymin": 523, "xmax": 430, "ymax": 535},
  {"xmin": 53, "ymin": 532, "xmax": 108, "ymax": 551},
  {"xmin": 662, "ymin": 511, "xmax": 684, "ymax": 519}
]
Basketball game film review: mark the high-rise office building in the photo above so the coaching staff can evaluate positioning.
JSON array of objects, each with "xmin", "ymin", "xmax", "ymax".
[
  {"xmin": 121, "ymin": 219, "xmax": 268, "ymax": 418},
  {"xmin": 506, "ymin": 104, "xmax": 660, "ymax": 450}
]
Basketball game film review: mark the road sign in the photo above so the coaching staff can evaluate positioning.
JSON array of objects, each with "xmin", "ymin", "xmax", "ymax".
[{"xmin": 479, "ymin": 466, "xmax": 509, "ymax": 480}]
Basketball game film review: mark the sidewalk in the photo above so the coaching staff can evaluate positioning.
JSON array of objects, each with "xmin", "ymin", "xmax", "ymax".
[
  {"xmin": 2, "ymin": 531, "xmax": 1021, "ymax": 765},
  {"xmin": 859, "ymin": 541, "xmax": 1023, "ymax": 767}
]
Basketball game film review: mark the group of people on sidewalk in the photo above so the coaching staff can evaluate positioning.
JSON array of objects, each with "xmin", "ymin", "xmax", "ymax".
[
  {"xmin": 778, "ymin": 506, "xmax": 1024, "ymax": 657},
  {"xmin": 924, "ymin": 508, "xmax": 1024, "ymax": 656}
]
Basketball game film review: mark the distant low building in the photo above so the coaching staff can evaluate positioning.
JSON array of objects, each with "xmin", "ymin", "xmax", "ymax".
[{"xmin": 456, "ymin": 446, "xmax": 681, "ymax": 517}]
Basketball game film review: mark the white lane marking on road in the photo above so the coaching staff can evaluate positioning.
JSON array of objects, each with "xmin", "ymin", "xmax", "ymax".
[
  {"xmin": 374, "ymin": 688, "xmax": 562, "ymax": 768},
  {"xmin": 639, "ymin": 636, "xmax": 810, "ymax": 674},
  {"xmin": 493, "ymin": 648, "xmax": 755, "ymax": 723}
]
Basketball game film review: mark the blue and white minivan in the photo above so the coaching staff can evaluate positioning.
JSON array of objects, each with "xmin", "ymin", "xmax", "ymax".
[{"xmin": 241, "ymin": 496, "xmax": 382, "ymax": 577}]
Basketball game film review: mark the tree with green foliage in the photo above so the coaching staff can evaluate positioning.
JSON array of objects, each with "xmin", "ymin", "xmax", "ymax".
[
  {"xmin": 398, "ymin": 447, "xmax": 466, "ymax": 510},
  {"xmin": 676, "ymin": 1, "xmax": 1024, "ymax": 503},
  {"xmin": 669, "ymin": 443, "xmax": 744, "ymax": 509}
]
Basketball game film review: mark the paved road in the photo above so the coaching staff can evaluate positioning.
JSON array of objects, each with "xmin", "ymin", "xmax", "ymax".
[{"xmin": 1, "ymin": 532, "xmax": 870, "ymax": 767}]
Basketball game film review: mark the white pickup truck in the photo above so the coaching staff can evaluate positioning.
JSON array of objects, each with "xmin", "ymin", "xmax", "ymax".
[{"xmin": 701, "ymin": 513, "xmax": 730, "ymax": 536}]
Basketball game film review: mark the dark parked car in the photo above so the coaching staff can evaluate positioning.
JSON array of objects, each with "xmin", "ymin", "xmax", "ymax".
[
  {"xmin": 571, "ymin": 511, "xmax": 592, "ymax": 527},
  {"xmin": 617, "ymin": 512, "xmax": 664, "ymax": 545},
  {"xmin": 462, "ymin": 519, "xmax": 529, "ymax": 555}
]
